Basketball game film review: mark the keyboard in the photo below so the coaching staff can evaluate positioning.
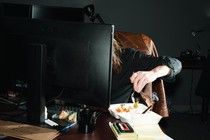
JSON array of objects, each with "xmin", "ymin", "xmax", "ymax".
[{"xmin": 47, "ymin": 103, "xmax": 81, "ymax": 115}]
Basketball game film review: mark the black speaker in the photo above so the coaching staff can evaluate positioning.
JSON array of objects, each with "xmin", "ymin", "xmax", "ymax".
[
  {"xmin": 1, "ymin": 3, "xmax": 32, "ymax": 18},
  {"xmin": 27, "ymin": 43, "xmax": 46, "ymax": 124}
]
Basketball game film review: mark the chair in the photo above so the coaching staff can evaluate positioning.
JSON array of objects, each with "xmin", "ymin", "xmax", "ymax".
[{"xmin": 114, "ymin": 31, "xmax": 169, "ymax": 117}]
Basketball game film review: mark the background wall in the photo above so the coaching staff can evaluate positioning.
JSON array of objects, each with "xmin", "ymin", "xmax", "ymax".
[{"xmin": 1, "ymin": 0, "xmax": 210, "ymax": 112}]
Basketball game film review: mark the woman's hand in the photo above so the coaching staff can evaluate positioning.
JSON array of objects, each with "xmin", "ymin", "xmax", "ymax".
[
  {"xmin": 130, "ymin": 71, "xmax": 157, "ymax": 93},
  {"xmin": 130, "ymin": 65, "xmax": 171, "ymax": 93}
]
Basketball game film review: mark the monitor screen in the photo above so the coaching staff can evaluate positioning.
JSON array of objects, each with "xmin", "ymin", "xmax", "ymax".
[{"xmin": 0, "ymin": 17, "xmax": 114, "ymax": 109}]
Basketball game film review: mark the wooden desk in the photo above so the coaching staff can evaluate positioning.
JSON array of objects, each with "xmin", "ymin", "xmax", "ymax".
[
  {"xmin": 0, "ymin": 103, "xmax": 117, "ymax": 140},
  {"xmin": 55, "ymin": 112, "xmax": 117, "ymax": 140}
]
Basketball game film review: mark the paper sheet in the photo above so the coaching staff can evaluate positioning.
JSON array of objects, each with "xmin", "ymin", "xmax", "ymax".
[
  {"xmin": 0, "ymin": 120, "xmax": 59, "ymax": 140},
  {"xmin": 133, "ymin": 124, "xmax": 173, "ymax": 140}
]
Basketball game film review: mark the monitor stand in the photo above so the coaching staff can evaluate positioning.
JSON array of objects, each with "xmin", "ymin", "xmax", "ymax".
[{"xmin": 27, "ymin": 43, "xmax": 47, "ymax": 124}]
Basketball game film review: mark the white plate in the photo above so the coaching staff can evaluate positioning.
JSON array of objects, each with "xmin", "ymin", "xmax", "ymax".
[
  {"xmin": 108, "ymin": 103, "xmax": 162, "ymax": 126},
  {"xmin": 108, "ymin": 103, "xmax": 147, "ymax": 118}
]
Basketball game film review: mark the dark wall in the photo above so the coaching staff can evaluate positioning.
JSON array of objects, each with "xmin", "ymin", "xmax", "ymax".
[
  {"xmin": 94, "ymin": 0, "xmax": 210, "ymax": 57},
  {"xmin": 1, "ymin": 0, "xmax": 209, "ymax": 56}
]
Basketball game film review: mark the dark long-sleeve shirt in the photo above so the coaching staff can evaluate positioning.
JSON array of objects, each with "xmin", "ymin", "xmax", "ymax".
[{"xmin": 111, "ymin": 48, "xmax": 182, "ymax": 103}]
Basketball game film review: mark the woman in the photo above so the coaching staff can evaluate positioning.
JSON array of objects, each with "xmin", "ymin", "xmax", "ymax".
[{"xmin": 111, "ymin": 39, "xmax": 182, "ymax": 106}]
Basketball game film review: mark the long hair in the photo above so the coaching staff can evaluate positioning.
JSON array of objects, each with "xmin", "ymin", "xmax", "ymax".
[{"xmin": 112, "ymin": 39, "xmax": 122, "ymax": 74}]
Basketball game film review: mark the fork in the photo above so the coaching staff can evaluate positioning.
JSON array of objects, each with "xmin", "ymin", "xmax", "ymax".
[{"xmin": 131, "ymin": 91, "xmax": 135, "ymax": 104}]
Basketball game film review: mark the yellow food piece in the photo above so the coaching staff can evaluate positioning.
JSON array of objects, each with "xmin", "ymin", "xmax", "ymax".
[
  {"xmin": 134, "ymin": 101, "xmax": 139, "ymax": 108},
  {"xmin": 116, "ymin": 104, "xmax": 133, "ymax": 113}
]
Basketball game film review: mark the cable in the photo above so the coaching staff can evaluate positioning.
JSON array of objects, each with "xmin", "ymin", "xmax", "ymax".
[
  {"xmin": 0, "ymin": 97, "xmax": 19, "ymax": 105},
  {"xmin": 46, "ymin": 88, "xmax": 66, "ymax": 105}
]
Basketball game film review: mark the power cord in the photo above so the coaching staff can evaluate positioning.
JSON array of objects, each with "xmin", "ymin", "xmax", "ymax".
[{"xmin": 46, "ymin": 88, "xmax": 66, "ymax": 105}]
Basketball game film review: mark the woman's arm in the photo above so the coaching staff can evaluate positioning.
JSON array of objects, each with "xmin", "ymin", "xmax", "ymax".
[{"xmin": 130, "ymin": 65, "xmax": 172, "ymax": 93}]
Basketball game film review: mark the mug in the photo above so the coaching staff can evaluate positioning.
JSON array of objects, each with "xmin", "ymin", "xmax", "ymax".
[{"xmin": 78, "ymin": 107, "xmax": 97, "ymax": 133}]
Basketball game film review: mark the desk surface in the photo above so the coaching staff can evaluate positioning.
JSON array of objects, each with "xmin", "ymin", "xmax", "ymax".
[
  {"xmin": 0, "ymin": 103, "xmax": 170, "ymax": 140},
  {"xmin": 55, "ymin": 112, "xmax": 117, "ymax": 140},
  {"xmin": 0, "ymin": 103, "xmax": 117, "ymax": 140}
]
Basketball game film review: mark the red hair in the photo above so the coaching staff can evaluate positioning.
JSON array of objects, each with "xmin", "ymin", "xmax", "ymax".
[{"xmin": 112, "ymin": 39, "xmax": 122, "ymax": 74}]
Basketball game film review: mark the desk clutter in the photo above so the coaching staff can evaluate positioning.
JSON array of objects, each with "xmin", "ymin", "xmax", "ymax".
[
  {"xmin": 109, "ymin": 103, "xmax": 173, "ymax": 140},
  {"xmin": 0, "ymin": 92, "xmax": 27, "ymax": 107},
  {"xmin": 109, "ymin": 122, "xmax": 136, "ymax": 139},
  {"xmin": 47, "ymin": 100, "xmax": 102, "ymax": 133},
  {"xmin": 0, "ymin": 100, "xmax": 173, "ymax": 140},
  {"xmin": 179, "ymin": 51, "xmax": 206, "ymax": 69}
]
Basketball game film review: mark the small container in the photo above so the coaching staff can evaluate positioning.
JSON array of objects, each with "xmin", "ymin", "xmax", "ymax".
[{"xmin": 78, "ymin": 108, "xmax": 97, "ymax": 133}]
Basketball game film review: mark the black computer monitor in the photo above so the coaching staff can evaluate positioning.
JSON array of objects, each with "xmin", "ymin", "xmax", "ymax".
[{"xmin": 0, "ymin": 17, "xmax": 114, "ymax": 122}]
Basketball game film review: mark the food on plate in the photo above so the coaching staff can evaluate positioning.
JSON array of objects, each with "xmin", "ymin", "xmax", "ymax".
[
  {"xmin": 52, "ymin": 110, "xmax": 77, "ymax": 122},
  {"xmin": 115, "ymin": 104, "xmax": 133, "ymax": 113},
  {"xmin": 59, "ymin": 110, "xmax": 69, "ymax": 119}
]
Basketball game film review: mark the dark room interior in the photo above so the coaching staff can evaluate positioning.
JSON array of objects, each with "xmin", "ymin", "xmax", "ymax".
[{"xmin": 0, "ymin": 0, "xmax": 210, "ymax": 140}]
